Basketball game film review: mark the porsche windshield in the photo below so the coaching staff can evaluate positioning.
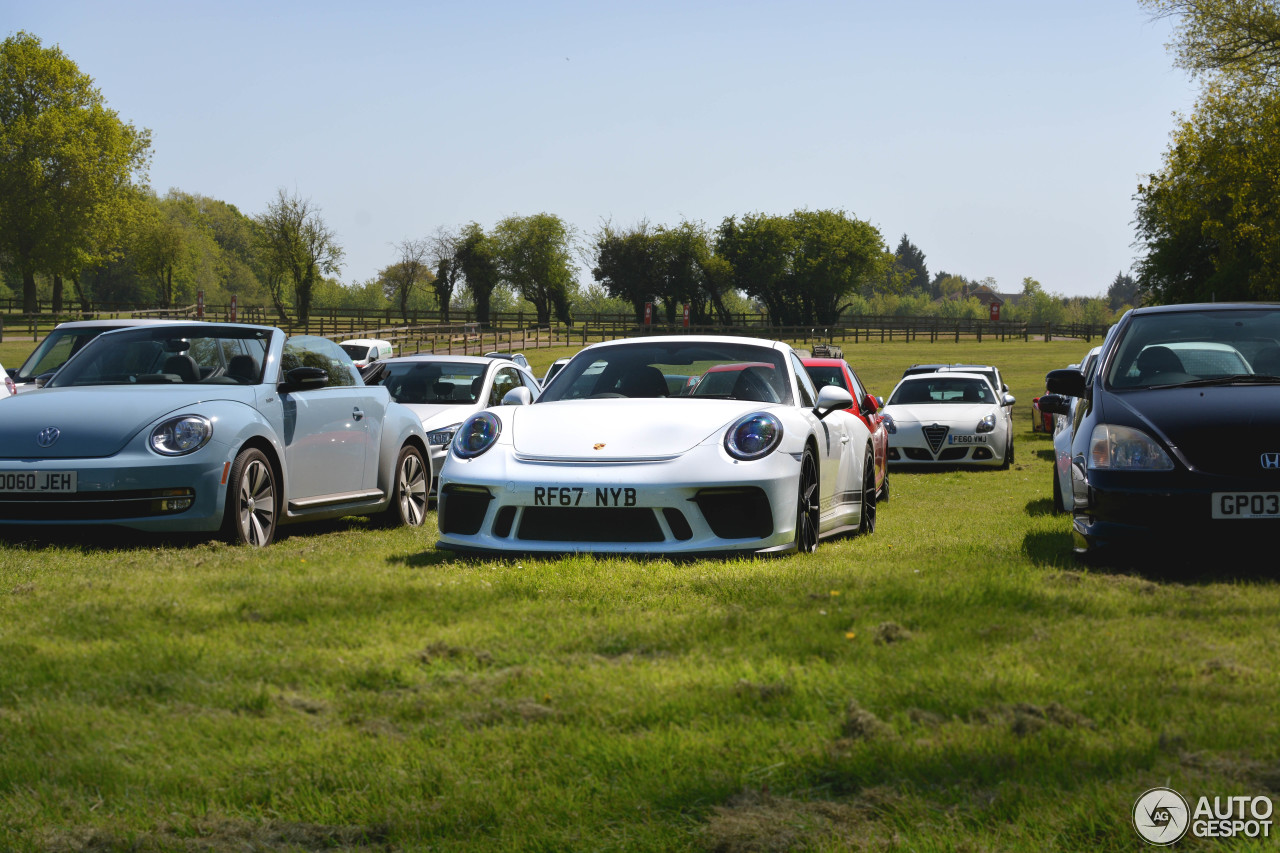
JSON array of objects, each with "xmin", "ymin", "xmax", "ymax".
[
  {"xmin": 1106, "ymin": 308, "xmax": 1280, "ymax": 389},
  {"xmin": 48, "ymin": 326, "xmax": 271, "ymax": 387},
  {"xmin": 539, "ymin": 341, "xmax": 793, "ymax": 405}
]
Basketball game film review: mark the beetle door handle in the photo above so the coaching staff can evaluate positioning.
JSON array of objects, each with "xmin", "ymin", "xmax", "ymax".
[{"xmin": 352, "ymin": 407, "xmax": 364, "ymax": 421}]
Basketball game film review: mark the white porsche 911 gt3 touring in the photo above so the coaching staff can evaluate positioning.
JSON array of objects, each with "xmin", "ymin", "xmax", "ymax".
[
  {"xmin": 435, "ymin": 335, "xmax": 879, "ymax": 556},
  {"xmin": 881, "ymin": 372, "xmax": 1015, "ymax": 468}
]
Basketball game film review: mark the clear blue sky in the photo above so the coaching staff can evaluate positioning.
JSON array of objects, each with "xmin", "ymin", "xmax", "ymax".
[{"xmin": 6, "ymin": 0, "xmax": 1199, "ymax": 297}]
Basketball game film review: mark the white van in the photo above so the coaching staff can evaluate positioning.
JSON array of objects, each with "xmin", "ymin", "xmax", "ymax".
[{"xmin": 339, "ymin": 339, "xmax": 394, "ymax": 369}]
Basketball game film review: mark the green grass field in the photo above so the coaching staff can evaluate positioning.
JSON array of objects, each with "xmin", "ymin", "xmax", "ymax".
[{"xmin": 2, "ymin": 336, "xmax": 1277, "ymax": 852}]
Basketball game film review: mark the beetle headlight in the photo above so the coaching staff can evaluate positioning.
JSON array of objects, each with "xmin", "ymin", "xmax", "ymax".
[
  {"xmin": 453, "ymin": 412, "xmax": 501, "ymax": 459},
  {"xmin": 150, "ymin": 415, "xmax": 212, "ymax": 456},
  {"xmin": 976, "ymin": 413, "xmax": 996, "ymax": 433},
  {"xmin": 428, "ymin": 422, "xmax": 461, "ymax": 447},
  {"xmin": 1088, "ymin": 424, "xmax": 1173, "ymax": 470},
  {"xmin": 881, "ymin": 412, "xmax": 896, "ymax": 434},
  {"xmin": 725, "ymin": 412, "xmax": 783, "ymax": 461}
]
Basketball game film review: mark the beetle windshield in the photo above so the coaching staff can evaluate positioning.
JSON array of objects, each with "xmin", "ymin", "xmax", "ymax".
[
  {"xmin": 538, "ymin": 340, "xmax": 793, "ymax": 405},
  {"xmin": 47, "ymin": 325, "xmax": 271, "ymax": 387}
]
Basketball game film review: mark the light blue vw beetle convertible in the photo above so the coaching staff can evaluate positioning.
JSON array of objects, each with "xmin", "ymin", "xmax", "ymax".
[{"xmin": 0, "ymin": 323, "xmax": 430, "ymax": 546}]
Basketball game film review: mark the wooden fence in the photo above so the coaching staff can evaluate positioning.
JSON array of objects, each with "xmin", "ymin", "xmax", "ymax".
[{"xmin": 0, "ymin": 303, "xmax": 1108, "ymax": 351}]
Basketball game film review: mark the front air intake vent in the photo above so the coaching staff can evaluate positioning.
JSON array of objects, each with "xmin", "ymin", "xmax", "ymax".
[{"xmin": 922, "ymin": 424, "xmax": 949, "ymax": 455}]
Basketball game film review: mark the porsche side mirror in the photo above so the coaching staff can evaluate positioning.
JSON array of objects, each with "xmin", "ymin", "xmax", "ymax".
[
  {"xmin": 280, "ymin": 366, "xmax": 329, "ymax": 392},
  {"xmin": 1046, "ymin": 368, "xmax": 1087, "ymax": 398},
  {"xmin": 814, "ymin": 385, "xmax": 853, "ymax": 420},
  {"xmin": 502, "ymin": 386, "xmax": 533, "ymax": 406}
]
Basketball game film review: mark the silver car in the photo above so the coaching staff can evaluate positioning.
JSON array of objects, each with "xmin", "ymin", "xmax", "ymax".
[{"xmin": 0, "ymin": 323, "xmax": 429, "ymax": 546}]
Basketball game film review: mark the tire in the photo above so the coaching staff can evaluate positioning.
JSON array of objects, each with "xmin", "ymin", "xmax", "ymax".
[
  {"xmin": 224, "ymin": 447, "xmax": 277, "ymax": 547},
  {"xmin": 878, "ymin": 467, "xmax": 890, "ymax": 503},
  {"xmin": 384, "ymin": 443, "xmax": 429, "ymax": 527},
  {"xmin": 1000, "ymin": 434, "xmax": 1013, "ymax": 470},
  {"xmin": 858, "ymin": 449, "xmax": 877, "ymax": 536},
  {"xmin": 794, "ymin": 448, "xmax": 819, "ymax": 554},
  {"xmin": 1052, "ymin": 471, "xmax": 1065, "ymax": 515}
]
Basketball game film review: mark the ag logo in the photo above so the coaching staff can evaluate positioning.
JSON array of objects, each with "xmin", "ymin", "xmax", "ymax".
[{"xmin": 1133, "ymin": 787, "xmax": 1190, "ymax": 845}]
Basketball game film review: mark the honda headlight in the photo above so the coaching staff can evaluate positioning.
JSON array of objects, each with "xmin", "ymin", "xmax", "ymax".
[
  {"xmin": 881, "ymin": 412, "xmax": 896, "ymax": 434},
  {"xmin": 428, "ymin": 422, "xmax": 461, "ymax": 447},
  {"xmin": 1088, "ymin": 424, "xmax": 1173, "ymax": 470},
  {"xmin": 150, "ymin": 415, "xmax": 212, "ymax": 456},
  {"xmin": 725, "ymin": 412, "xmax": 783, "ymax": 461},
  {"xmin": 453, "ymin": 412, "xmax": 501, "ymax": 459},
  {"xmin": 976, "ymin": 413, "xmax": 996, "ymax": 433}
]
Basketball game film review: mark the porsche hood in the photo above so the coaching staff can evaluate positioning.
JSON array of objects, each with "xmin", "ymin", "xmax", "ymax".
[{"xmin": 509, "ymin": 398, "xmax": 767, "ymax": 460}]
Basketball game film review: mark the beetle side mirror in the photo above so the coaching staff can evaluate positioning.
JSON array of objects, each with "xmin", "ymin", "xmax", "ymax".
[
  {"xmin": 280, "ymin": 366, "xmax": 329, "ymax": 392},
  {"xmin": 502, "ymin": 386, "xmax": 533, "ymax": 406}
]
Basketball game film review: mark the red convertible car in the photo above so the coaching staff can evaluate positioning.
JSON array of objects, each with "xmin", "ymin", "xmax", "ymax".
[{"xmin": 803, "ymin": 357, "xmax": 890, "ymax": 500}]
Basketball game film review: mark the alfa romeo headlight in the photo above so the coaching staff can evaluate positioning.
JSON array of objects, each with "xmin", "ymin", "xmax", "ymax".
[
  {"xmin": 1088, "ymin": 424, "xmax": 1173, "ymax": 470},
  {"xmin": 453, "ymin": 412, "xmax": 501, "ymax": 459},
  {"xmin": 428, "ymin": 422, "xmax": 461, "ymax": 446},
  {"xmin": 150, "ymin": 415, "xmax": 212, "ymax": 456},
  {"xmin": 976, "ymin": 413, "xmax": 996, "ymax": 433},
  {"xmin": 725, "ymin": 412, "xmax": 783, "ymax": 461}
]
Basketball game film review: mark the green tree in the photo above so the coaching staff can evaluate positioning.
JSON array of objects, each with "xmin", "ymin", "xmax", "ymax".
[
  {"xmin": 0, "ymin": 32, "xmax": 152, "ymax": 311},
  {"xmin": 493, "ymin": 213, "xmax": 576, "ymax": 327},
  {"xmin": 890, "ymin": 234, "xmax": 931, "ymax": 296},
  {"xmin": 1135, "ymin": 84, "xmax": 1280, "ymax": 301},
  {"xmin": 382, "ymin": 238, "xmax": 433, "ymax": 318},
  {"xmin": 255, "ymin": 188, "xmax": 343, "ymax": 323},
  {"xmin": 591, "ymin": 220, "xmax": 660, "ymax": 323},
  {"xmin": 1106, "ymin": 271, "xmax": 1141, "ymax": 310},
  {"xmin": 716, "ymin": 213, "xmax": 798, "ymax": 324},
  {"xmin": 1143, "ymin": 0, "xmax": 1280, "ymax": 87},
  {"xmin": 453, "ymin": 222, "xmax": 501, "ymax": 327}
]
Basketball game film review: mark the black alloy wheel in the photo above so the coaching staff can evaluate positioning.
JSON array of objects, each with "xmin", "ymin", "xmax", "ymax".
[
  {"xmin": 794, "ymin": 448, "xmax": 820, "ymax": 553},
  {"xmin": 858, "ymin": 449, "xmax": 877, "ymax": 535}
]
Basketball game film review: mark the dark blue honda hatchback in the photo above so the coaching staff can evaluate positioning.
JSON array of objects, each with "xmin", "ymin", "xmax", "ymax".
[{"xmin": 1045, "ymin": 302, "xmax": 1280, "ymax": 556}]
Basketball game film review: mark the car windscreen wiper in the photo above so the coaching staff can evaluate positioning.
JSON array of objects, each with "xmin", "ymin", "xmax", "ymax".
[{"xmin": 1153, "ymin": 374, "xmax": 1280, "ymax": 389}]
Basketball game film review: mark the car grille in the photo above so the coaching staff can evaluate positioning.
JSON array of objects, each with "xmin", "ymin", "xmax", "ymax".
[
  {"xmin": 922, "ymin": 424, "xmax": 950, "ymax": 454},
  {"xmin": 937, "ymin": 447, "xmax": 968, "ymax": 461},
  {"xmin": 0, "ymin": 489, "xmax": 195, "ymax": 521},
  {"xmin": 517, "ymin": 507, "xmax": 664, "ymax": 542},
  {"xmin": 693, "ymin": 487, "xmax": 774, "ymax": 540},
  {"xmin": 903, "ymin": 447, "xmax": 934, "ymax": 461},
  {"xmin": 439, "ymin": 485, "xmax": 493, "ymax": 535}
]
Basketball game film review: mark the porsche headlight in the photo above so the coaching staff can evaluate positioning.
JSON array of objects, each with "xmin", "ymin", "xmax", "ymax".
[
  {"xmin": 1088, "ymin": 424, "xmax": 1173, "ymax": 470},
  {"xmin": 725, "ymin": 412, "xmax": 783, "ymax": 461},
  {"xmin": 976, "ymin": 413, "xmax": 997, "ymax": 433},
  {"xmin": 453, "ymin": 412, "xmax": 501, "ymax": 459},
  {"xmin": 150, "ymin": 415, "xmax": 212, "ymax": 456},
  {"xmin": 881, "ymin": 412, "xmax": 896, "ymax": 434},
  {"xmin": 428, "ymin": 422, "xmax": 461, "ymax": 447}
]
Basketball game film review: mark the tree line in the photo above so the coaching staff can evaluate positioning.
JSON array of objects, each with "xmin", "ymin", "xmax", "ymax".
[
  {"xmin": 1, "ymin": 30, "xmax": 1126, "ymax": 329},
  {"xmin": 1135, "ymin": 0, "xmax": 1280, "ymax": 302}
]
